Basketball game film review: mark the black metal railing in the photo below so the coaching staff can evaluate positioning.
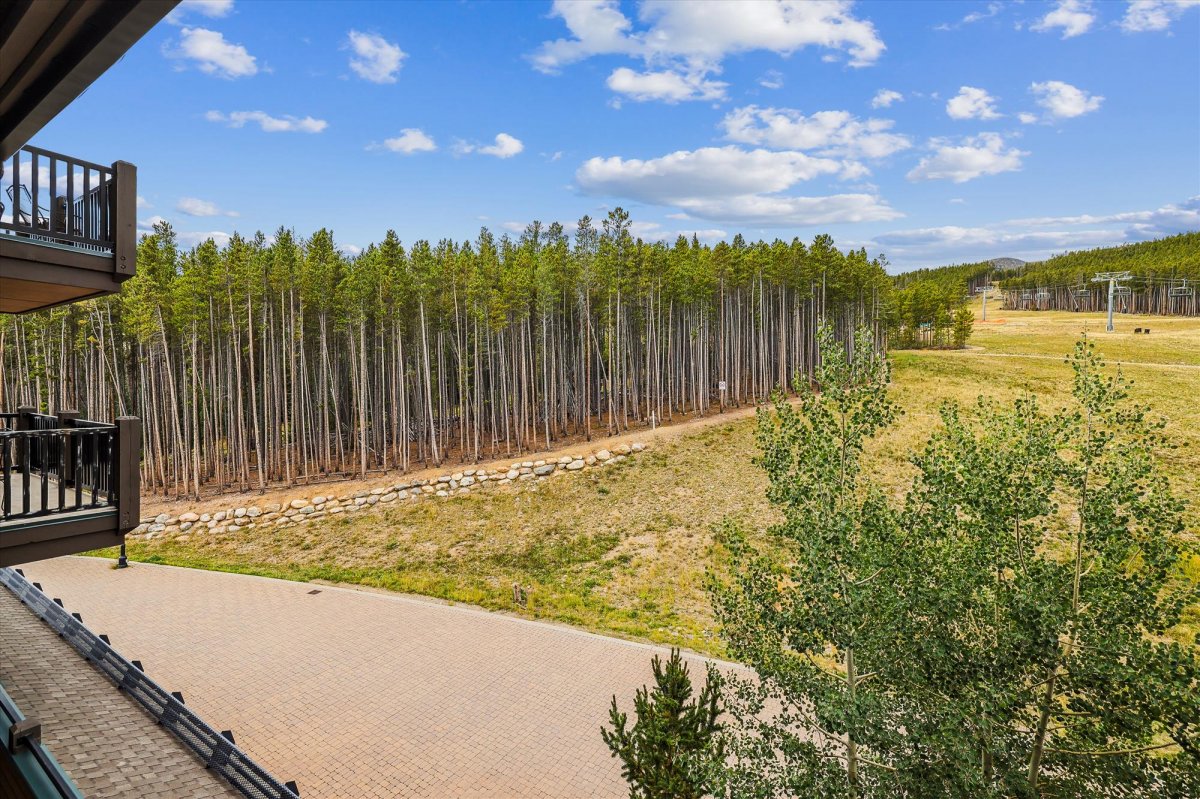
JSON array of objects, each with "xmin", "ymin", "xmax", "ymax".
[
  {"xmin": 1, "ymin": 145, "xmax": 117, "ymax": 253},
  {"xmin": 0, "ymin": 408, "xmax": 138, "ymax": 529},
  {"xmin": 0, "ymin": 568, "xmax": 300, "ymax": 799}
]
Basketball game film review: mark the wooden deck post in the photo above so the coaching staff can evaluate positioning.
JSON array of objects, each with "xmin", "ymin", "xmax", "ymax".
[
  {"xmin": 115, "ymin": 417, "xmax": 140, "ymax": 532},
  {"xmin": 112, "ymin": 160, "xmax": 136, "ymax": 277}
]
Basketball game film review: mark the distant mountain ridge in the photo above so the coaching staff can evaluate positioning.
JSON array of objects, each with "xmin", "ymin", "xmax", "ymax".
[{"xmin": 989, "ymin": 257, "xmax": 1026, "ymax": 271}]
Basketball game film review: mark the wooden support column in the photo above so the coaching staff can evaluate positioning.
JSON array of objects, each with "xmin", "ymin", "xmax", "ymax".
[
  {"xmin": 115, "ymin": 417, "xmax": 140, "ymax": 532},
  {"xmin": 112, "ymin": 161, "xmax": 136, "ymax": 277}
]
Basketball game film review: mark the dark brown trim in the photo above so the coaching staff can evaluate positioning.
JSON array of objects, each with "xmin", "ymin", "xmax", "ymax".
[
  {"xmin": 0, "ymin": 236, "xmax": 116, "ymax": 273},
  {"xmin": 1, "ymin": 2, "xmax": 181, "ymax": 160}
]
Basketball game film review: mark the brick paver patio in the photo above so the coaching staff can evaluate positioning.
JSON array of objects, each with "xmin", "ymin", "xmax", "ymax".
[{"xmin": 18, "ymin": 556, "xmax": 729, "ymax": 798}]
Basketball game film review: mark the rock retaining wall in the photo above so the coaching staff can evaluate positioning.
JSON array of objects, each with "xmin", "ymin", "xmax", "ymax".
[{"xmin": 130, "ymin": 442, "xmax": 648, "ymax": 541}]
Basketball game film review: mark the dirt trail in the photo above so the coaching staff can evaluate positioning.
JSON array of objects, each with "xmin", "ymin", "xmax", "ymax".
[{"xmin": 143, "ymin": 402, "xmax": 768, "ymax": 517}]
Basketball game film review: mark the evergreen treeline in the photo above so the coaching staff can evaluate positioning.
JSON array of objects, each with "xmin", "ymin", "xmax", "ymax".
[
  {"xmin": 999, "ymin": 232, "xmax": 1200, "ymax": 314},
  {"xmin": 0, "ymin": 210, "xmax": 889, "ymax": 498},
  {"xmin": 883, "ymin": 260, "xmax": 988, "ymax": 349}
]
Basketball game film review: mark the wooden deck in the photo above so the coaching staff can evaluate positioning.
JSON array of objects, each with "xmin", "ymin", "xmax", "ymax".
[{"xmin": 0, "ymin": 474, "xmax": 120, "ymax": 567}]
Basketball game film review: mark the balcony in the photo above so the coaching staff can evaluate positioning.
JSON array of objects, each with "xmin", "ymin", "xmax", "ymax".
[
  {"xmin": 0, "ymin": 409, "xmax": 139, "ymax": 567},
  {"xmin": 0, "ymin": 145, "xmax": 136, "ymax": 313}
]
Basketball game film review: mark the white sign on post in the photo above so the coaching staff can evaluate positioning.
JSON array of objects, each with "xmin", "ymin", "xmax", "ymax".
[{"xmin": 718, "ymin": 381, "xmax": 727, "ymax": 392}]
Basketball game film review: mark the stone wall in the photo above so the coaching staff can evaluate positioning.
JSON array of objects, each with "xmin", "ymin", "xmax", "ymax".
[{"xmin": 130, "ymin": 443, "xmax": 648, "ymax": 541}]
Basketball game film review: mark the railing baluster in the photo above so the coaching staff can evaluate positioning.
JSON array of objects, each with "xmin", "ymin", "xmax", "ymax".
[
  {"xmin": 31, "ymin": 151, "xmax": 39, "ymax": 231},
  {"xmin": 89, "ymin": 431, "xmax": 100, "ymax": 508},
  {"xmin": 49, "ymin": 157, "xmax": 58, "ymax": 233},
  {"xmin": 21, "ymin": 436, "xmax": 31, "ymax": 516},
  {"xmin": 66, "ymin": 157, "xmax": 75, "ymax": 237},
  {"xmin": 75, "ymin": 433, "xmax": 84, "ymax": 510},
  {"xmin": 40, "ymin": 435, "xmax": 49, "ymax": 513},
  {"xmin": 99, "ymin": 170, "xmax": 109, "ymax": 240},
  {"xmin": 9, "ymin": 154, "xmax": 17, "ymax": 227},
  {"xmin": 83, "ymin": 166, "xmax": 91, "ymax": 240},
  {"xmin": 2, "ymin": 439, "xmax": 10, "ymax": 519}
]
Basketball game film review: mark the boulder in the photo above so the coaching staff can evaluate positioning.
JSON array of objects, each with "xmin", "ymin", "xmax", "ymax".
[
  {"xmin": 632, "ymin": 442, "xmax": 646, "ymax": 452},
  {"xmin": 148, "ymin": 523, "xmax": 165, "ymax": 533},
  {"xmin": 179, "ymin": 511, "xmax": 200, "ymax": 523},
  {"xmin": 367, "ymin": 494, "xmax": 380, "ymax": 505},
  {"xmin": 559, "ymin": 455, "xmax": 573, "ymax": 465},
  {"xmin": 381, "ymin": 492, "xmax": 397, "ymax": 502},
  {"xmin": 155, "ymin": 513, "xmax": 170, "ymax": 524},
  {"xmin": 214, "ymin": 511, "xmax": 227, "ymax": 522},
  {"xmin": 263, "ymin": 503, "xmax": 281, "ymax": 514},
  {"xmin": 199, "ymin": 513, "xmax": 212, "ymax": 523},
  {"xmin": 506, "ymin": 469, "xmax": 520, "ymax": 480},
  {"xmin": 613, "ymin": 443, "xmax": 632, "ymax": 455},
  {"xmin": 566, "ymin": 459, "xmax": 585, "ymax": 471},
  {"xmin": 452, "ymin": 472, "xmax": 464, "ymax": 482},
  {"xmin": 460, "ymin": 476, "xmax": 476, "ymax": 487},
  {"xmin": 534, "ymin": 464, "xmax": 555, "ymax": 476},
  {"xmin": 290, "ymin": 499, "xmax": 309, "ymax": 510},
  {"xmin": 180, "ymin": 521, "xmax": 193, "ymax": 532},
  {"xmin": 595, "ymin": 449, "xmax": 612, "ymax": 461},
  {"xmin": 247, "ymin": 506, "xmax": 262, "ymax": 518},
  {"xmin": 435, "ymin": 490, "xmax": 449, "ymax": 497},
  {"xmin": 585, "ymin": 455, "xmax": 596, "ymax": 466},
  {"xmin": 234, "ymin": 507, "xmax": 247, "ymax": 518},
  {"xmin": 299, "ymin": 505, "xmax": 316, "ymax": 515}
]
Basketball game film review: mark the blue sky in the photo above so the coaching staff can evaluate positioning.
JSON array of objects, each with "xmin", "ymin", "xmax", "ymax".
[{"xmin": 27, "ymin": 0, "xmax": 1200, "ymax": 271}]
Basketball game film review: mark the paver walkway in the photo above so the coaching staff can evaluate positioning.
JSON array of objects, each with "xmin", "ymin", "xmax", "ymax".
[{"xmin": 18, "ymin": 556, "xmax": 729, "ymax": 798}]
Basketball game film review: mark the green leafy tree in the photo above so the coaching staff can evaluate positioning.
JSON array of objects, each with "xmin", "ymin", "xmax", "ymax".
[
  {"xmin": 602, "ymin": 648, "xmax": 724, "ymax": 799},
  {"xmin": 712, "ymin": 331, "xmax": 1197, "ymax": 797}
]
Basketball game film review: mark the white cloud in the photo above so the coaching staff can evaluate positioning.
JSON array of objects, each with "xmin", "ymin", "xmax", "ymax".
[
  {"xmin": 575, "ymin": 145, "xmax": 900, "ymax": 226},
  {"xmin": 178, "ymin": 230, "xmax": 233, "ymax": 248},
  {"xmin": 628, "ymin": 220, "xmax": 728, "ymax": 242},
  {"xmin": 1121, "ymin": 0, "xmax": 1200, "ymax": 32},
  {"xmin": 759, "ymin": 69, "xmax": 784, "ymax": 90},
  {"xmin": 935, "ymin": 1, "xmax": 1003, "ymax": 30},
  {"xmin": 907, "ymin": 133, "xmax": 1027, "ymax": 183},
  {"xmin": 534, "ymin": 0, "xmax": 885, "ymax": 71},
  {"xmin": 1018, "ymin": 112, "xmax": 1039, "ymax": 124},
  {"xmin": 606, "ymin": 67, "xmax": 727, "ymax": 102},
  {"xmin": 533, "ymin": 1, "xmax": 884, "ymax": 104},
  {"xmin": 946, "ymin": 86, "xmax": 1001, "ymax": 120},
  {"xmin": 378, "ymin": 128, "xmax": 437, "ymax": 154},
  {"xmin": 167, "ymin": 27, "xmax": 257, "ymax": 78},
  {"xmin": 176, "ymin": 197, "xmax": 238, "ymax": 217},
  {"xmin": 458, "ymin": 133, "xmax": 525, "ymax": 158},
  {"xmin": 346, "ymin": 30, "xmax": 406, "ymax": 83},
  {"xmin": 721, "ymin": 105, "xmax": 911, "ymax": 160},
  {"xmin": 1030, "ymin": 80, "xmax": 1103, "ymax": 118},
  {"xmin": 871, "ymin": 197, "xmax": 1199, "ymax": 268},
  {"xmin": 342, "ymin": 244, "xmax": 363, "ymax": 256},
  {"xmin": 205, "ymin": 110, "xmax": 327, "ymax": 132},
  {"xmin": 1031, "ymin": 0, "xmax": 1096, "ymax": 38},
  {"xmin": 871, "ymin": 89, "xmax": 903, "ymax": 109},
  {"xmin": 167, "ymin": 0, "xmax": 234, "ymax": 23},
  {"xmin": 137, "ymin": 195, "xmax": 151, "ymax": 209}
]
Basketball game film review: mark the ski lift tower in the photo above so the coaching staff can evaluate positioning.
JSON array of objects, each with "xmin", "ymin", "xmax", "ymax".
[
  {"xmin": 975, "ymin": 282, "xmax": 996, "ymax": 321},
  {"xmin": 1090, "ymin": 271, "xmax": 1132, "ymax": 332}
]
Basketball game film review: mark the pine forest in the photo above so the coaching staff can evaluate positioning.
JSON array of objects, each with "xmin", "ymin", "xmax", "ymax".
[{"xmin": 0, "ymin": 210, "xmax": 890, "ymax": 498}]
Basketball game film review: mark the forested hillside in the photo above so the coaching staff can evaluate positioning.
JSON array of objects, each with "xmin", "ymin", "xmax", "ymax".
[
  {"xmin": 0, "ymin": 210, "xmax": 889, "ymax": 498},
  {"xmin": 999, "ymin": 232, "xmax": 1200, "ymax": 314}
]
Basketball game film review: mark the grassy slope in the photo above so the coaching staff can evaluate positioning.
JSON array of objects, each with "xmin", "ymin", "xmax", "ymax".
[{"xmin": 104, "ymin": 301, "xmax": 1200, "ymax": 655}]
